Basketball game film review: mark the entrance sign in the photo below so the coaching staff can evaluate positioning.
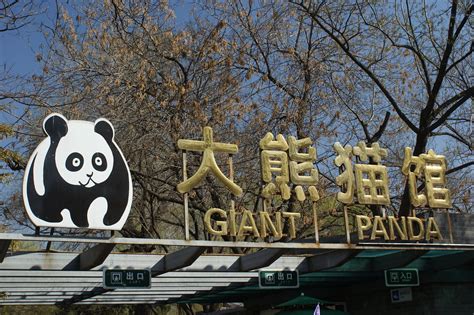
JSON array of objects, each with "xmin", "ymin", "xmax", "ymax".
[
  {"xmin": 258, "ymin": 270, "xmax": 299, "ymax": 289},
  {"xmin": 22, "ymin": 113, "xmax": 133, "ymax": 230},
  {"xmin": 177, "ymin": 127, "xmax": 454, "ymax": 246},
  {"xmin": 390, "ymin": 287, "xmax": 413, "ymax": 303},
  {"xmin": 103, "ymin": 269, "xmax": 151, "ymax": 289},
  {"xmin": 385, "ymin": 269, "xmax": 419, "ymax": 287},
  {"xmin": 21, "ymin": 117, "xmax": 467, "ymax": 250}
]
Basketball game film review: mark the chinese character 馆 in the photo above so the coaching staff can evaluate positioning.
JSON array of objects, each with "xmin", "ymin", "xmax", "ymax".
[{"xmin": 402, "ymin": 148, "xmax": 451, "ymax": 208}]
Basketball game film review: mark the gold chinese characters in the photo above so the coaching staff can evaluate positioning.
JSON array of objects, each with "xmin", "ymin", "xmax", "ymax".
[
  {"xmin": 333, "ymin": 141, "xmax": 390, "ymax": 205},
  {"xmin": 177, "ymin": 127, "xmax": 453, "ymax": 242},
  {"xmin": 402, "ymin": 148, "xmax": 451, "ymax": 208},
  {"xmin": 177, "ymin": 126, "xmax": 243, "ymax": 196},
  {"xmin": 260, "ymin": 133, "xmax": 319, "ymax": 202}
]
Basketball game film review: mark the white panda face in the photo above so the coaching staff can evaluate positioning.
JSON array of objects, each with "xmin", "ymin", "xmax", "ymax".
[{"xmin": 55, "ymin": 121, "xmax": 114, "ymax": 187}]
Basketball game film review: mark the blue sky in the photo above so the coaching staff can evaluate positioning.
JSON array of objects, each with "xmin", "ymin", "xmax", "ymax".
[
  {"xmin": 0, "ymin": 1, "xmax": 194, "ymax": 231},
  {"xmin": 0, "ymin": 1, "xmax": 194, "ymax": 76},
  {"xmin": 0, "ymin": 1, "xmax": 51, "ymax": 76}
]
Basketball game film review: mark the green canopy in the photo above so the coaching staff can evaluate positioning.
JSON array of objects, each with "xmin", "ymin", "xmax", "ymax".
[
  {"xmin": 276, "ymin": 309, "xmax": 349, "ymax": 315},
  {"xmin": 276, "ymin": 295, "xmax": 331, "ymax": 307}
]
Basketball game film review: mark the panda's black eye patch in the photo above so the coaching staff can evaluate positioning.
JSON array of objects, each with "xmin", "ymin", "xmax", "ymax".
[
  {"xmin": 66, "ymin": 153, "xmax": 84, "ymax": 172},
  {"xmin": 92, "ymin": 153, "xmax": 107, "ymax": 171}
]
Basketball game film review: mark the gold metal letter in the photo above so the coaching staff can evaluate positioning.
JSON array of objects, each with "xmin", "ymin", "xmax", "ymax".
[
  {"xmin": 282, "ymin": 212, "xmax": 301, "ymax": 239},
  {"xmin": 238, "ymin": 210, "xmax": 260, "ymax": 237},
  {"xmin": 204, "ymin": 208, "xmax": 228, "ymax": 236},
  {"xmin": 177, "ymin": 127, "xmax": 243, "ymax": 196},
  {"xmin": 425, "ymin": 217, "xmax": 443, "ymax": 240},
  {"xmin": 407, "ymin": 217, "xmax": 425, "ymax": 240},
  {"xmin": 333, "ymin": 142, "xmax": 354, "ymax": 204},
  {"xmin": 259, "ymin": 211, "xmax": 282, "ymax": 239},
  {"xmin": 388, "ymin": 216, "xmax": 408, "ymax": 240},
  {"xmin": 356, "ymin": 215, "xmax": 372, "ymax": 240},
  {"xmin": 229, "ymin": 209, "xmax": 237, "ymax": 236},
  {"xmin": 370, "ymin": 216, "xmax": 390, "ymax": 240}
]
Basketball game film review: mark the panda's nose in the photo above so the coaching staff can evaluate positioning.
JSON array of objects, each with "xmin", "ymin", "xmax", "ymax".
[{"xmin": 87, "ymin": 172, "xmax": 94, "ymax": 178}]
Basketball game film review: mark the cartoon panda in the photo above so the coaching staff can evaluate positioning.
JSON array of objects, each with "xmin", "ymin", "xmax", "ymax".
[{"xmin": 22, "ymin": 113, "xmax": 133, "ymax": 230}]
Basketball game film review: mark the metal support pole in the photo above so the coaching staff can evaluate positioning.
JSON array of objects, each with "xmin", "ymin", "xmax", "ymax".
[
  {"xmin": 446, "ymin": 210, "xmax": 454, "ymax": 243},
  {"xmin": 45, "ymin": 228, "xmax": 55, "ymax": 251},
  {"xmin": 312, "ymin": 202, "xmax": 319, "ymax": 243},
  {"xmin": 228, "ymin": 155, "xmax": 235, "ymax": 213},
  {"xmin": 343, "ymin": 205, "xmax": 351, "ymax": 244},
  {"xmin": 183, "ymin": 151, "xmax": 189, "ymax": 241}
]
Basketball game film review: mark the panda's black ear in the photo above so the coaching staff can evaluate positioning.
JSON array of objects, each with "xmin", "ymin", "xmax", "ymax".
[
  {"xmin": 43, "ymin": 113, "xmax": 68, "ymax": 140},
  {"xmin": 94, "ymin": 118, "xmax": 115, "ymax": 141}
]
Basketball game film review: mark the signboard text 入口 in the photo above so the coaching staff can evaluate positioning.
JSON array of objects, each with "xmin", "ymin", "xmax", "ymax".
[{"xmin": 385, "ymin": 269, "xmax": 419, "ymax": 287}]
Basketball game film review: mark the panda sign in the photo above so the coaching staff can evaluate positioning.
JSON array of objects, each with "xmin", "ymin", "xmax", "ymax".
[{"xmin": 22, "ymin": 113, "xmax": 133, "ymax": 230}]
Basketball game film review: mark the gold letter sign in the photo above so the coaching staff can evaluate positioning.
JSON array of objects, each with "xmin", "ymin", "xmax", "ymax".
[
  {"xmin": 334, "ymin": 141, "xmax": 390, "ymax": 205},
  {"xmin": 176, "ymin": 128, "xmax": 452, "ymax": 245},
  {"xmin": 177, "ymin": 126, "xmax": 243, "ymax": 196},
  {"xmin": 402, "ymin": 148, "xmax": 451, "ymax": 208}
]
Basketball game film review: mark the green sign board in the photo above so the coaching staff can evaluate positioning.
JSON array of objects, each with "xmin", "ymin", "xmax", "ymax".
[
  {"xmin": 385, "ymin": 268, "xmax": 419, "ymax": 287},
  {"xmin": 258, "ymin": 270, "xmax": 299, "ymax": 289},
  {"xmin": 103, "ymin": 269, "xmax": 151, "ymax": 289}
]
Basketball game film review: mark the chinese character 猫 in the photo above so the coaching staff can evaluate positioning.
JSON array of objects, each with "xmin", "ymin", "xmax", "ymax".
[
  {"xmin": 334, "ymin": 141, "xmax": 390, "ymax": 205},
  {"xmin": 353, "ymin": 142, "xmax": 390, "ymax": 205},
  {"xmin": 260, "ymin": 133, "xmax": 319, "ymax": 202},
  {"xmin": 177, "ymin": 126, "xmax": 242, "ymax": 196},
  {"xmin": 126, "ymin": 272, "xmax": 133, "ymax": 281},
  {"xmin": 333, "ymin": 142, "xmax": 354, "ymax": 204},
  {"xmin": 402, "ymin": 148, "xmax": 451, "ymax": 208},
  {"xmin": 333, "ymin": 141, "xmax": 390, "ymax": 205}
]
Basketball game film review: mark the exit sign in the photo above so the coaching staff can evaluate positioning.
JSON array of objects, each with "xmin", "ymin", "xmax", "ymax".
[
  {"xmin": 103, "ymin": 269, "xmax": 151, "ymax": 289},
  {"xmin": 385, "ymin": 268, "xmax": 419, "ymax": 287},
  {"xmin": 258, "ymin": 270, "xmax": 299, "ymax": 289}
]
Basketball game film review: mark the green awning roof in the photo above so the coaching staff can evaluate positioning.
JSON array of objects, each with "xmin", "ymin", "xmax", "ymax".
[
  {"xmin": 276, "ymin": 295, "xmax": 332, "ymax": 307},
  {"xmin": 276, "ymin": 308, "xmax": 349, "ymax": 315}
]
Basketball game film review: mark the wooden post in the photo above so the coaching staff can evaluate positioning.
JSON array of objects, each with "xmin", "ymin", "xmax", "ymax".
[
  {"xmin": 312, "ymin": 202, "xmax": 319, "ymax": 243},
  {"xmin": 183, "ymin": 151, "xmax": 189, "ymax": 241},
  {"xmin": 343, "ymin": 205, "xmax": 351, "ymax": 244}
]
